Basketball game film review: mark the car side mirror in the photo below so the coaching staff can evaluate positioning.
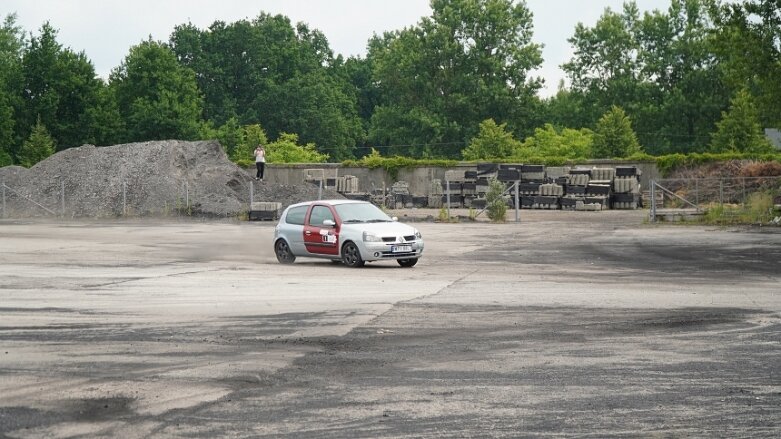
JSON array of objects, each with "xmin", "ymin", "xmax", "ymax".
[
  {"xmin": 391, "ymin": 216, "xmax": 398, "ymax": 222},
  {"xmin": 322, "ymin": 219, "xmax": 336, "ymax": 227}
]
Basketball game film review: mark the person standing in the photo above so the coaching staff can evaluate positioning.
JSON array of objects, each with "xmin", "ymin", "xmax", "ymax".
[{"xmin": 254, "ymin": 145, "xmax": 266, "ymax": 181}]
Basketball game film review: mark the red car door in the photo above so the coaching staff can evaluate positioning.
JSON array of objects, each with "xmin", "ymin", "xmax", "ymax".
[{"xmin": 303, "ymin": 204, "xmax": 340, "ymax": 256}]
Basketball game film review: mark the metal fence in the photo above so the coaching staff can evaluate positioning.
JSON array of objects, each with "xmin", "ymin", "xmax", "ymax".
[
  {"xmin": 649, "ymin": 176, "xmax": 781, "ymax": 223},
  {"xmin": 0, "ymin": 178, "xmax": 257, "ymax": 219}
]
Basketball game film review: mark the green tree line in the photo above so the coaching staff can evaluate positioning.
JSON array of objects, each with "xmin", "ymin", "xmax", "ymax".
[{"xmin": 0, "ymin": 0, "xmax": 778, "ymax": 168}]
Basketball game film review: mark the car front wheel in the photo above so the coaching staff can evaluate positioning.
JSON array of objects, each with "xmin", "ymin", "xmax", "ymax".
[
  {"xmin": 341, "ymin": 242, "xmax": 365, "ymax": 268},
  {"xmin": 397, "ymin": 258, "xmax": 418, "ymax": 268},
  {"xmin": 274, "ymin": 239, "xmax": 296, "ymax": 264}
]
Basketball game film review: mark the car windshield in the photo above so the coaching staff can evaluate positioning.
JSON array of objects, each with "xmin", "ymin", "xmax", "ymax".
[{"xmin": 335, "ymin": 203, "xmax": 392, "ymax": 223}]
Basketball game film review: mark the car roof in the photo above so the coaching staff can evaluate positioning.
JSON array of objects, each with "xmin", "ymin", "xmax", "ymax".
[{"xmin": 287, "ymin": 199, "xmax": 368, "ymax": 209}]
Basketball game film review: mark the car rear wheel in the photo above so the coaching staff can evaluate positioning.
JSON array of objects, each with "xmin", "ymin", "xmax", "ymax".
[
  {"xmin": 341, "ymin": 242, "xmax": 365, "ymax": 268},
  {"xmin": 397, "ymin": 258, "xmax": 418, "ymax": 268},
  {"xmin": 274, "ymin": 239, "xmax": 296, "ymax": 264}
]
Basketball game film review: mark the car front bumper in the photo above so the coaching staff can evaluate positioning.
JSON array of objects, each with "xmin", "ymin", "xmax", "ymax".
[{"xmin": 359, "ymin": 240, "xmax": 424, "ymax": 261}]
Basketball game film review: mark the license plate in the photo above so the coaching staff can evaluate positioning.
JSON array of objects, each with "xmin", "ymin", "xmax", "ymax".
[{"xmin": 391, "ymin": 245, "xmax": 412, "ymax": 253}]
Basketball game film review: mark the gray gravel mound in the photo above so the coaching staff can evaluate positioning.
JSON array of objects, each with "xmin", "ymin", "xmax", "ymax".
[{"xmin": 0, "ymin": 140, "xmax": 342, "ymax": 218}]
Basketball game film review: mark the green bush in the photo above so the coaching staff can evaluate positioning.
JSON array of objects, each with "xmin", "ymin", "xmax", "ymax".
[
  {"xmin": 343, "ymin": 149, "xmax": 457, "ymax": 180},
  {"xmin": 485, "ymin": 178, "xmax": 507, "ymax": 222}
]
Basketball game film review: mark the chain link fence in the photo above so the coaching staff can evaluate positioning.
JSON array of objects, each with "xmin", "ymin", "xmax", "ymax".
[
  {"xmin": 650, "ymin": 176, "xmax": 781, "ymax": 223},
  {"xmin": 0, "ymin": 178, "xmax": 253, "ymax": 219}
]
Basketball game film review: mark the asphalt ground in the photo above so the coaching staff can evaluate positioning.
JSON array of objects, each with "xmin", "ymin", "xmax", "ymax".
[{"xmin": 1, "ymin": 211, "xmax": 780, "ymax": 438}]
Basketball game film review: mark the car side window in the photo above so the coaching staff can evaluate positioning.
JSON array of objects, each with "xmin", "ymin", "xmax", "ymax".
[
  {"xmin": 309, "ymin": 205, "xmax": 334, "ymax": 226},
  {"xmin": 285, "ymin": 206, "xmax": 307, "ymax": 225}
]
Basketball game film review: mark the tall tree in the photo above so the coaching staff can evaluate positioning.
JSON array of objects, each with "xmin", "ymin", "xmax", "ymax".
[
  {"xmin": 368, "ymin": 0, "xmax": 543, "ymax": 158},
  {"xmin": 0, "ymin": 13, "xmax": 25, "ymax": 162},
  {"xmin": 462, "ymin": 119, "xmax": 522, "ymax": 160},
  {"xmin": 710, "ymin": 89, "xmax": 774, "ymax": 153},
  {"xmin": 110, "ymin": 39, "xmax": 203, "ymax": 142},
  {"xmin": 563, "ymin": 1, "xmax": 726, "ymax": 154},
  {"xmin": 17, "ymin": 116, "xmax": 55, "ymax": 167},
  {"xmin": 170, "ymin": 15, "xmax": 364, "ymax": 158},
  {"xmin": 19, "ymin": 22, "xmax": 105, "ymax": 151},
  {"xmin": 592, "ymin": 106, "xmax": 642, "ymax": 158},
  {"xmin": 711, "ymin": 0, "xmax": 781, "ymax": 129}
]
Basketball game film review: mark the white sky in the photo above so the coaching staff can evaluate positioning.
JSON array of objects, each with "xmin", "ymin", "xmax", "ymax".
[{"xmin": 3, "ymin": 0, "xmax": 674, "ymax": 97}]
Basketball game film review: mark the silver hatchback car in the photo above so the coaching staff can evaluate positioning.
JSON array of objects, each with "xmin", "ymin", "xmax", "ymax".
[{"xmin": 273, "ymin": 200, "xmax": 424, "ymax": 267}]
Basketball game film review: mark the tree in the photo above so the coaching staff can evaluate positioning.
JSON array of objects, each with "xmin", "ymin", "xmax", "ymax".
[
  {"xmin": 266, "ymin": 132, "xmax": 328, "ymax": 163},
  {"xmin": 231, "ymin": 123, "xmax": 269, "ymax": 163},
  {"xmin": 516, "ymin": 123, "xmax": 593, "ymax": 160},
  {"xmin": 562, "ymin": 1, "xmax": 727, "ymax": 154},
  {"xmin": 213, "ymin": 117, "xmax": 242, "ymax": 158},
  {"xmin": 710, "ymin": 89, "xmax": 774, "ymax": 153},
  {"xmin": 592, "ymin": 106, "xmax": 642, "ymax": 158},
  {"xmin": 711, "ymin": 0, "xmax": 781, "ymax": 129},
  {"xmin": 19, "ymin": 22, "xmax": 105, "ymax": 151},
  {"xmin": 110, "ymin": 39, "xmax": 203, "ymax": 142},
  {"xmin": 462, "ymin": 119, "xmax": 521, "ymax": 160},
  {"xmin": 17, "ymin": 116, "xmax": 55, "ymax": 167},
  {"xmin": 170, "ymin": 15, "xmax": 364, "ymax": 158},
  {"xmin": 0, "ymin": 13, "xmax": 25, "ymax": 161},
  {"xmin": 369, "ymin": 0, "xmax": 543, "ymax": 157},
  {"xmin": 257, "ymin": 70, "xmax": 363, "ymax": 161}
]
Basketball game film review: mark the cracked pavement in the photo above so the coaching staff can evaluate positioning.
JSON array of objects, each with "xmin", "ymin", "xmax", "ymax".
[{"xmin": 1, "ymin": 212, "xmax": 780, "ymax": 437}]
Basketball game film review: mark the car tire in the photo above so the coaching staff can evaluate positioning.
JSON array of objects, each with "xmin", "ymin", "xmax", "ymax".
[
  {"xmin": 341, "ymin": 242, "xmax": 365, "ymax": 268},
  {"xmin": 397, "ymin": 258, "xmax": 418, "ymax": 268},
  {"xmin": 274, "ymin": 239, "xmax": 296, "ymax": 264}
]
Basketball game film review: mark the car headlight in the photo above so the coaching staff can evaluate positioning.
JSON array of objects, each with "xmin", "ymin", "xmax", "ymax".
[
  {"xmin": 363, "ymin": 231, "xmax": 382, "ymax": 242},
  {"xmin": 415, "ymin": 229, "xmax": 422, "ymax": 239}
]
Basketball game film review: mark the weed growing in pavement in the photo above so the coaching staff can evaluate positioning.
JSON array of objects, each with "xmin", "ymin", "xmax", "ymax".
[{"xmin": 486, "ymin": 178, "xmax": 507, "ymax": 222}]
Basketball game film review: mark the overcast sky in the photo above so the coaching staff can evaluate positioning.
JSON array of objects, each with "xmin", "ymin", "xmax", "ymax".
[{"xmin": 3, "ymin": 0, "xmax": 674, "ymax": 97}]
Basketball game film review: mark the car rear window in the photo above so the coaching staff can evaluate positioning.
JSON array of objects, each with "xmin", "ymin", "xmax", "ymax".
[{"xmin": 285, "ymin": 206, "xmax": 307, "ymax": 225}]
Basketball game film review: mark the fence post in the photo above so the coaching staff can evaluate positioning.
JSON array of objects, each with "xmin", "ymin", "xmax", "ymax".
[
  {"xmin": 514, "ymin": 180, "xmax": 520, "ymax": 223},
  {"xmin": 185, "ymin": 181, "xmax": 190, "ymax": 209},
  {"xmin": 123, "ymin": 181, "xmax": 127, "ymax": 216},
  {"xmin": 446, "ymin": 179, "xmax": 451, "ymax": 220},
  {"xmin": 695, "ymin": 178, "xmax": 699, "ymax": 207},
  {"xmin": 742, "ymin": 177, "xmax": 746, "ymax": 206},
  {"xmin": 318, "ymin": 179, "xmax": 322, "ymax": 200},
  {"xmin": 719, "ymin": 178, "xmax": 724, "ymax": 206},
  {"xmin": 2, "ymin": 180, "xmax": 5, "ymax": 218},
  {"xmin": 61, "ymin": 180, "xmax": 65, "ymax": 217},
  {"xmin": 650, "ymin": 180, "xmax": 656, "ymax": 223}
]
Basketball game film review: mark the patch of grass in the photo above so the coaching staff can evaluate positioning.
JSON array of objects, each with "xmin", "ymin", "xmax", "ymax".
[{"xmin": 699, "ymin": 192, "xmax": 777, "ymax": 225}]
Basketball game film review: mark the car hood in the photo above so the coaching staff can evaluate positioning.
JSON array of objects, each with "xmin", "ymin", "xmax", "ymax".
[{"xmin": 341, "ymin": 221, "xmax": 418, "ymax": 237}]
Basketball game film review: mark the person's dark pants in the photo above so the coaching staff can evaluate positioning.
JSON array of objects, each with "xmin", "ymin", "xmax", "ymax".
[{"xmin": 256, "ymin": 162, "xmax": 265, "ymax": 179}]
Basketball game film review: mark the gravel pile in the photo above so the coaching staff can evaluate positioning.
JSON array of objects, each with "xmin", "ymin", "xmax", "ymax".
[{"xmin": 0, "ymin": 140, "xmax": 342, "ymax": 218}]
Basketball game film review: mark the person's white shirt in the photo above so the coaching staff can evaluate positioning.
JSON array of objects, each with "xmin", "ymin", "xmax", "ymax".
[{"xmin": 254, "ymin": 148, "xmax": 266, "ymax": 163}]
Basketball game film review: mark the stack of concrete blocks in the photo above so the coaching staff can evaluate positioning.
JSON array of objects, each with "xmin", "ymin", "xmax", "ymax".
[
  {"xmin": 336, "ymin": 175, "xmax": 360, "ymax": 194},
  {"xmin": 249, "ymin": 201, "xmax": 282, "ymax": 221},
  {"xmin": 561, "ymin": 169, "xmax": 590, "ymax": 210},
  {"xmin": 303, "ymin": 169, "xmax": 326, "ymax": 187},
  {"xmin": 390, "ymin": 181, "xmax": 412, "ymax": 209},
  {"xmin": 583, "ymin": 167, "xmax": 614, "ymax": 210},
  {"xmin": 516, "ymin": 182, "xmax": 540, "ymax": 209},
  {"xmin": 612, "ymin": 166, "xmax": 642, "ymax": 209},
  {"xmin": 497, "ymin": 165, "xmax": 522, "ymax": 208},
  {"xmin": 442, "ymin": 169, "xmax": 466, "ymax": 208},
  {"xmin": 469, "ymin": 164, "xmax": 499, "ymax": 209},
  {"xmin": 534, "ymin": 183, "xmax": 564, "ymax": 209},
  {"xmin": 521, "ymin": 164, "xmax": 546, "ymax": 182},
  {"xmin": 428, "ymin": 179, "xmax": 444, "ymax": 209}
]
